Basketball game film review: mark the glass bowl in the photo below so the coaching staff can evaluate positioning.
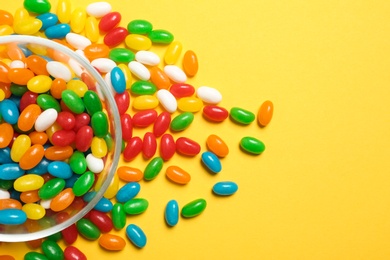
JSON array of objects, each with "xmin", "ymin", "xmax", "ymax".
[{"xmin": 0, "ymin": 35, "xmax": 122, "ymax": 242}]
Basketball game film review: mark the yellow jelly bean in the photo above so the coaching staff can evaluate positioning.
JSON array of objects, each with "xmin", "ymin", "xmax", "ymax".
[
  {"xmin": 0, "ymin": 89, "xmax": 5, "ymax": 101},
  {"xmin": 70, "ymin": 7, "xmax": 86, "ymax": 33},
  {"xmin": 0, "ymin": 25, "xmax": 13, "ymax": 36},
  {"xmin": 67, "ymin": 79, "xmax": 88, "ymax": 97},
  {"xmin": 11, "ymin": 134, "xmax": 31, "ymax": 162},
  {"xmin": 91, "ymin": 136, "xmax": 108, "ymax": 158},
  {"xmin": 27, "ymin": 43, "xmax": 47, "ymax": 56},
  {"xmin": 56, "ymin": 0, "xmax": 72, "ymax": 24},
  {"xmin": 177, "ymin": 97, "xmax": 203, "ymax": 112},
  {"xmin": 104, "ymin": 174, "xmax": 119, "ymax": 199},
  {"xmin": 164, "ymin": 41, "xmax": 182, "ymax": 65},
  {"xmin": 118, "ymin": 63, "xmax": 132, "ymax": 89},
  {"xmin": 125, "ymin": 34, "xmax": 152, "ymax": 51},
  {"xmin": 13, "ymin": 8, "xmax": 29, "ymax": 25},
  {"xmin": 27, "ymin": 75, "xmax": 53, "ymax": 94},
  {"xmin": 13, "ymin": 18, "xmax": 42, "ymax": 35},
  {"xmin": 132, "ymin": 95, "xmax": 159, "ymax": 110},
  {"xmin": 85, "ymin": 16, "xmax": 99, "ymax": 43},
  {"xmin": 22, "ymin": 203, "xmax": 46, "ymax": 220},
  {"xmin": 14, "ymin": 174, "xmax": 44, "ymax": 192}
]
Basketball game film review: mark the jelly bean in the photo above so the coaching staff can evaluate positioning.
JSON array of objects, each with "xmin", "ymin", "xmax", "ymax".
[
  {"xmin": 50, "ymin": 187, "xmax": 75, "ymax": 212},
  {"xmin": 164, "ymin": 41, "xmax": 182, "ymax": 65},
  {"xmin": 89, "ymin": 210, "xmax": 113, "ymax": 233},
  {"xmin": 212, "ymin": 181, "xmax": 238, "ymax": 196},
  {"xmin": 0, "ymin": 123, "xmax": 14, "ymax": 148},
  {"xmin": 178, "ymin": 97, "xmax": 203, "ymax": 112},
  {"xmin": 14, "ymin": 174, "xmax": 44, "ymax": 192},
  {"xmin": 44, "ymin": 145, "xmax": 73, "ymax": 161},
  {"xmin": 37, "ymin": 94, "xmax": 61, "ymax": 112},
  {"xmin": 127, "ymin": 19, "xmax": 153, "ymax": 34},
  {"xmin": 120, "ymin": 113, "xmax": 133, "ymax": 141},
  {"xmin": 86, "ymin": 153, "xmax": 104, "ymax": 173},
  {"xmin": 170, "ymin": 112, "xmax": 194, "ymax": 131},
  {"xmin": 126, "ymin": 224, "xmax": 147, "ymax": 248},
  {"xmin": 175, "ymin": 137, "xmax": 201, "ymax": 156},
  {"xmin": 197, "ymin": 86, "xmax": 222, "ymax": 104},
  {"xmin": 37, "ymin": 13, "xmax": 59, "ymax": 31},
  {"xmin": 201, "ymin": 151, "xmax": 222, "ymax": 173},
  {"xmin": 104, "ymin": 27, "xmax": 128, "ymax": 48},
  {"xmin": 45, "ymin": 23, "xmax": 71, "ymax": 39},
  {"xmin": 83, "ymin": 90, "xmax": 102, "ymax": 116},
  {"xmin": 75, "ymin": 126, "xmax": 93, "ymax": 152},
  {"xmin": 72, "ymin": 171, "xmax": 94, "ymax": 196},
  {"xmin": 99, "ymin": 11, "xmax": 121, "ymax": 32},
  {"xmin": 123, "ymin": 136, "xmax": 142, "ymax": 161},
  {"xmin": 0, "ymin": 208, "xmax": 26, "ymax": 224},
  {"xmin": 116, "ymin": 182, "xmax": 140, "ymax": 203},
  {"xmin": 164, "ymin": 65, "xmax": 187, "ymax": 83},
  {"xmin": 99, "ymin": 233, "xmax": 126, "ymax": 251},
  {"xmin": 181, "ymin": 198, "xmax": 207, "ymax": 218},
  {"xmin": 48, "ymin": 161, "xmax": 72, "ymax": 179},
  {"xmin": 70, "ymin": 7, "xmax": 86, "ymax": 33},
  {"xmin": 160, "ymin": 133, "xmax": 175, "ymax": 161},
  {"xmin": 240, "ymin": 136, "xmax": 265, "ymax": 154},
  {"xmin": 28, "ymin": 157, "xmax": 51, "ymax": 175},
  {"xmin": 166, "ymin": 165, "xmax": 191, "ymax": 185},
  {"xmin": 10, "ymin": 84, "xmax": 29, "ymax": 97},
  {"xmin": 61, "ymin": 223, "xmax": 78, "ymax": 244},
  {"xmin": 50, "ymin": 78, "xmax": 67, "ymax": 99},
  {"xmin": 131, "ymin": 80, "xmax": 157, "ymax": 96},
  {"xmin": 148, "ymin": 29, "xmax": 174, "ymax": 44},
  {"xmin": 69, "ymin": 151, "xmax": 87, "ymax": 174},
  {"xmin": 41, "ymin": 240, "xmax": 64, "ymax": 260},
  {"xmin": 123, "ymin": 198, "xmax": 148, "ymax": 215},
  {"xmin": 24, "ymin": 0, "xmax": 51, "ymax": 14},
  {"xmin": 85, "ymin": 16, "xmax": 99, "ymax": 43},
  {"xmin": 8, "ymin": 68, "xmax": 34, "ymax": 85},
  {"xmin": 84, "ymin": 43, "xmax": 109, "ymax": 61},
  {"xmin": 91, "ymin": 58, "xmax": 116, "ymax": 73},
  {"xmin": 115, "ymin": 91, "xmax": 130, "ymax": 115},
  {"xmin": 157, "ymin": 89, "xmax": 177, "ymax": 113},
  {"xmin": 91, "ymin": 136, "xmax": 107, "ymax": 158},
  {"xmin": 165, "ymin": 200, "xmax": 179, "ymax": 227},
  {"xmin": 56, "ymin": 0, "xmax": 71, "ymax": 23},
  {"xmin": 142, "ymin": 132, "xmax": 157, "ymax": 159},
  {"xmin": 10, "ymin": 134, "xmax": 31, "ymax": 162},
  {"xmin": 132, "ymin": 109, "xmax": 157, "ymax": 127},
  {"xmin": 27, "ymin": 75, "xmax": 52, "ymax": 94},
  {"xmin": 258, "ymin": 100, "xmax": 274, "ymax": 127},
  {"xmin": 117, "ymin": 166, "xmax": 143, "ymax": 182},
  {"xmin": 86, "ymin": 2, "xmax": 112, "ymax": 18},
  {"xmin": 109, "ymin": 48, "xmax": 134, "ymax": 63},
  {"xmin": 20, "ymin": 190, "xmax": 40, "ymax": 203},
  {"xmin": 56, "ymin": 111, "xmax": 75, "ymax": 130},
  {"xmin": 14, "ymin": 18, "xmax": 43, "ymax": 35},
  {"xmin": 110, "ymin": 66, "xmax": 126, "ymax": 94},
  {"xmin": 9, "ymin": 60, "xmax": 25, "ymax": 69},
  {"xmin": 40, "ymin": 199, "xmax": 52, "ymax": 209},
  {"xmin": 125, "ymin": 34, "xmax": 152, "ymax": 51},
  {"xmin": 13, "ymin": 8, "xmax": 29, "ymax": 25},
  {"xmin": 46, "ymin": 61, "xmax": 72, "ymax": 82},
  {"xmin": 0, "ymin": 198, "xmax": 22, "ymax": 210},
  {"xmin": 22, "ymin": 203, "xmax": 45, "ymax": 220},
  {"xmin": 0, "ymin": 179, "xmax": 13, "ymax": 190},
  {"xmin": 153, "ymin": 111, "xmax": 171, "ymax": 137},
  {"xmin": 91, "ymin": 111, "xmax": 108, "ymax": 137},
  {"xmin": 73, "ymin": 113, "xmax": 90, "ymax": 132},
  {"xmin": 132, "ymin": 95, "xmax": 159, "ymax": 110},
  {"xmin": 182, "ymin": 50, "xmax": 199, "ymax": 77},
  {"xmin": 94, "ymin": 196, "xmax": 113, "ymax": 212},
  {"xmin": 0, "ymin": 25, "xmax": 13, "ymax": 36},
  {"xmin": 64, "ymin": 246, "xmax": 87, "ymax": 260},
  {"xmin": 144, "ymin": 157, "xmax": 163, "ymax": 181},
  {"xmin": 230, "ymin": 107, "xmax": 255, "ymax": 125},
  {"xmin": 29, "ymin": 131, "xmax": 48, "ymax": 145},
  {"xmin": 0, "ymin": 61, "xmax": 10, "ymax": 84},
  {"xmin": 111, "ymin": 203, "xmax": 126, "ymax": 230},
  {"xmin": 0, "ymin": 10, "xmax": 13, "ymax": 26},
  {"xmin": 0, "ymin": 189, "xmax": 10, "ymax": 199},
  {"xmin": 51, "ymin": 130, "xmax": 76, "ymax": 147},
  {"xmin": 149, "ymin": 66, "xmax": 171, "ymax": 90},
  {"xmin": 206, "ymin": 134, "xmax": 229, "ymax": 157},
  {"xmin": 66, "ymin": 33, "xmax": 92, "ymax": 51},
  {"xmin": 38, "ymin": 178, "xmax": 65, "ymax": 200},
  {"xmin": 67, "ymin": 80, "xmax": 88, "ymax": 97},
  {"xmin": 24, "ymin": 252, "xmax": 48, "ymax": 260},
  {"xmin": 128, "ymin": 61, "xmax": 150, "ymax": 81},
  {"xmin": 135, "ymin": 50, "xmax": 160, "ymax": 66},
  {"xmin": 0, "ymin": 99, "xmax": 19, "ymax": 124}
]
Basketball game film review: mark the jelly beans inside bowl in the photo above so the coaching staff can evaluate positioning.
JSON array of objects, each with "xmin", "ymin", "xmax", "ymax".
[{"xmin": 0, "ymin": 35, "xmax": 122, "ymax": 242}]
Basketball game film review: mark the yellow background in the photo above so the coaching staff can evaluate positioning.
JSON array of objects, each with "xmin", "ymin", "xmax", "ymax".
[{"xmin": 1, "ymin": 0, "xmax": 390, "ymax": 259}]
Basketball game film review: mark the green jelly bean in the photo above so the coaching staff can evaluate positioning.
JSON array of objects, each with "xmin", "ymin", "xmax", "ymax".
[
  {"xmin": 83, "ymin": 90, "xmax": 102, "ymax": 116},
  {"xmin": 240, "ymin": 136, "xmax": 265, "ymax": 155},
  {"xmin": 121, "ymin": 139, "xmax": 125, "ymax": 152},
  {"xmin": 181, "ymin": 198, "xmax": 207, "ymax": 218},
  {"xmin": 10, "ymin": 84, "xmax": 28, "ymax": 96},
  {"xmin": 127, "ymin": 19, "xmax": 153, "ymax": 34},
  {"xmin": 76, "ymin": 218, "xmax": 101, "ymax": 240},
  {"xmin": 24, "ymin": 0, "xmax": 51, "ymax": 14},
  {"xmin": 131, "ymin": 80, "xmax": 157, "ymax": 95},
  {"xmin": 47, "ymin": 231, "xmax": 62, "ymax": 241},
  {"xmin": 24, "ymin": 252, "xmax": 49, "ymax": 260},
  {"xmin": 148, "ymin": 29, "xmax": 174, "ymax": 44},
  {"xmin": 124, "ymin": 198, "xmax": 149, "ymax": 215},
  {"xmin": 0, "ymin": 179, "xmax": 13, "ymax": 190},
  {"xmin": 39, "ymin": 216, "xmax": 55, "ymax": 229},
  {"xmin": 61, "ymin": 89, "xmax": 85, "ymax": 114},
  {"xmin": 91, "ymin": 111, "xmax": 109, "ymax": 138},
  {"xmin": 144, "ymin": 157, "xmax": 163, "ymax": 181},
  {"xmin": 38, "ymin": 178, "xmax": 65, "ymax": 200},
  {"xmin": 72, "ymin": 171, "xmax": 95, "ymax": 196},
  {"xmin": 112, "ymin": 203, "xmax": 126, "ymax": 230},
  {"xmin": 109, "ymin": 48, "xmax": 135, "ymax": 63},
  {"xmin": 37, "ymin": 94, "xmax": 61, "ymax": 112},
  {"xmin": 69, "ymin": 151, "xmax": 87, "ymax": 174},
  {"xmin": 41, "ymin": 240, "xmax": 64, "ymax": 260},
  {"xmin": 230, "ymin": 107, "xmax": 255, "ymax": 125},
  {"xmin": 170, "ymin": 112, "xmax": 194, "ymax": 131}
]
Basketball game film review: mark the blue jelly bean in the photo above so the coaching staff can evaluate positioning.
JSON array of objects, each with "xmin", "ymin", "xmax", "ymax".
[
  {"xmin": 83, "ymin": 191, "xmax": 97, "ymax": 202},
  {"xmin": 0, "ymin": 209, "xmax": 27, "ymax": 225},
  {"xmin": 94, "ymin": 197, "xmax": 113, "ymax": 212},
  {"xmin": 165, "ymin": 200, "xmax": 179, "ymax": 227},
  {"xmin": 48, "ymin": 161, "xmax": 73, "ymax": 179},
  {"xmin": 37, "ymin": 12, "xmax": 58, "ymax": 30},
  {"xmin": 18, "ymin": 45, "xmax": 32, "ymax": 57},
  {"xmin": 0, "ymin": 147, "xmax": 13, "ymax": 164},
  {"xmin": 65, "ymin": 174, "xmax": 79, "ymax": 188},
  {"xmin": 9, "ymin": 189, "xmax": 21, "ymax": 201},
  {"xmin": 116, "ymin": 182, "xmax": 140, "ymax": 203},
  {"xmin": 0, "ymin": 163, "xmax": 25, "ymax": 180},
  {"xmin": 45, "ymin": 23, "xmax": 71, "ymax": 39},
  {"xmin": 110, "ymin": 67, "xmax": 126, "ymax": 94},
  {"xmin": 126, "ymin": 224, "xmax": 147, "ymax": 248},
  {"xmin": 0, "ymin": 99, "xmax": 20, "ymax": 124},
  {"xmin": 212, "ymin": 181, "xmax": 238, "ymax": 196},
  {"xmin": 201, "ymin": 151, "xmax": 222, "ymax": 173},
  {"xmin": 27, "ymin": 157, "xmax": 51, "ymax": 175}
]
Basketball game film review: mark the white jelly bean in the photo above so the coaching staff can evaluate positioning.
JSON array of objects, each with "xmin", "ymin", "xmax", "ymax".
[
  {"xmin": 164, "ymin": 65, "xmax": 187, "ymax": 83},
  {"xmin": 34, "ymin": 108, "xmax": 58, "ymax": 132},
  {"xmin": 46, "ymin": 61, "xmax": 72, "ymax": 82},
  {"xmin": 104, "ymin": 71, "xmax": 115, "ymax": 96},
  {"xmin": 91, "ymin": 58, "xmax": 117, "ymax": 73},
  {"xmin": 0, "ymin": 188, "xmax": 10, "ymax": 199},
  {"xmin": 68, "ymin": 59, "xmax": 84, "ymax": 77},
  {"xmin": 66, "ymin": 33, "xmax": 92, "ymax": 50},
  {"xmin": 135, "ymin": 50, "xmax": 160, "ymax": 66},
  {"xmin": 86, "ymin": 2, "xmax": 112, "ymax": 18},
  {"xmin": 128, "ymin": 61, "xmax": 150, "ymax": 80},
  {"xmin": 86, "ymin": 153, "xmax": 104, "ymax": 173},
  {"xmin": 40, "ymin": 199, "xmax": 52, "ymax": 209},
  {"xmin": 156, "ymin": 89, "xmax": 177, "ymax": 113},
  {"xmin": 196, "ymin": 86, "xmax": 222, "ymax": 104},
  {"xmin": 10, "ymin": 60, "xmax": 25, "ymax": 69}
]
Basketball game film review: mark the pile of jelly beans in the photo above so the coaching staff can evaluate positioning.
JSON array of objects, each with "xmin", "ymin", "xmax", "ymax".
[{"xmin": 0, "ymin": 0, "xmax": 274, "ymax": 259}]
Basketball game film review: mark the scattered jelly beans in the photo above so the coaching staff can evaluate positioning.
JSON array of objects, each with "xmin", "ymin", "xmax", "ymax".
[
  {"xmin": 206, "ymin": 134, "xmax": 229, "ymax": 158},
  {"xmin": 240, "ymin": 136, "xmax": 266, "ymax": 155},
  {"xmin": 201, "ymin": 151, "xmax": 222, "ymax": 173},
  {"xmin": 181, "ymin": 198, "xmax": 207, "ymax": 218},
  {"xmin": 258, "ymin": 100, "xmax": 274, "ymax": 126},
  {"xmin": 165, "ymin": 200, "xmax": 179, "ymax": 227},
  {"xmin": 212, "ymin": 181, "xmax": 238, "ymax": 196},
  {"xmin": 230, "ymin": 107, "xmax": 255, "ymax": 124},
  {"xmin": 126, "ymin": 224, "xmax": 147, "ymax": 248},
  {"xmin": 99, "ymin": 233, "xmax": 126, "ymax": 251}
]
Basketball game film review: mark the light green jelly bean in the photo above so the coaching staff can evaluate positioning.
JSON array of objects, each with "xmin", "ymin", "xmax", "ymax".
[
  {"xmin": 24, "ymin": 252, "xmax": 49, "ymax": 260},
  {"xmin": 73, "ymin": 171, "xmax": 95, "ymax": 196},
  {"xmin": 127, "ymin": 19, "xmax": 153, "ymax": 34},
  {"xmin": 37, "ymin": 94, "xmax": 61, "ymax": 112},
  {"xmin": 91, "ymin": 111, "xmax": 108, "ymax": 138},
  {"xmin": 61, "ymin": 89, "xmax": 85, "ymax": 114},
  {"xmin": 240, "ymin": 136, "xmax": 265, "ymax": 155},
  {"xmin": 83, "ymin": 90, "xmax": 102, "ymax": 116},
  {"xmin": 123, "ymin": 198, "xmax": 149, "ymax": 215},
  {"xmin": 10, "ymin": 84, "xmax": 28, "ymax": 96},
  {"xmin": 131, "ymin": 80, "xmax": 157, "ymax": 95},
  {"xmin": 69, "ymin": 151, "xmax": 87, "ymax": 174},
  {"xmin": 148, "ymin": 29, "xmax": 174, "ymax": 44},
  {"xmin": 181, "ymin": 198, "xmax": 207, "ymax": 218},
  {"xmin": 109, "ymin": 48, "xmax": 135, "ymax": 63},
  {"xmin": 103, "ymin": 133, "xmax": 114, "ymax": 152},
  {"xmin": 24, "ymin": 0, "xmax": 51, "ymax": 14},
  {"xmin": 112, "ymin": 203, "xmax": 126, "ymax": 230},
  {"xmin": 38, "ymin": 178, "xmax": 66, "ymax": 200},
  {"xmin": 144, "ymin": 157, "xmax": 163, "ymax": 181},
  {"xmin": 76, "ymin": 218, "xmax": 101, "ymax": 240},
  {"xmin": 170, "ymin": 112, "xmax": 194, "ymax": 131},
  {"xmin": 230, "ymin": 107, "xmax": 255, "ymax": 125},
  {"xmin": 41, "ymin": 240, "xmax": 64, "ymax": 260}
]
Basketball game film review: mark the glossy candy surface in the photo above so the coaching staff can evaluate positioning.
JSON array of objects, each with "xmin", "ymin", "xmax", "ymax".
[
  {"xmin": 123, "ymin": 198, "xmax": 148, "ymax": 215},
  {"xmin": 230, "ymin": 107, "xmax": 255, "ymax": 124},
  {"xmin": 201, "ymin": 151, "xmax": 222, "ymax": 173},
  {"xmin": 206, "ymin": 134, "xmax": 229, "ymax": 157},
  {"xmin": 166, "ymin": 165, "xmax": 191, "ymax": 184},
  {"xmin": 165, "ymin": 200, "xmax": 179, "ymax": 226},
  {"xmin": 176, "ymin": 137, "xmax": 200, "ymax": 156},
  {"xmin": 170, "ymin": 112, "xmax": 194, "ymax": 131},
  {"xmin": 181, "ymin": 198, "xmax": 207, "ymax": 218},
  {"xmin": 182, "ymin": 50, "xmax": 198, "ymax": 77},
  {"xmin": 212, "ymin": 181, "xmax": 238, "ymax": 196},
  {"xmin": 126, "ymin": 224, "xmax": 147, "ymax": 248},
  {"xmin": 240, "ymin": 136, "xmax": 265, "ymax": 154},
  {"xmin": 76, "ymin": 218, "xmax": 101, "ymax": 240},
  {"xmin": 144, "ymin": 157, "xmax": 163, "ymax": 181},
  {"xmin": 99, "ymin": 233, "xmax": 126, "ymax": 251},
  {"xmin": 258, "ymin": 100, "xmax": 274, "ymax": 126}
]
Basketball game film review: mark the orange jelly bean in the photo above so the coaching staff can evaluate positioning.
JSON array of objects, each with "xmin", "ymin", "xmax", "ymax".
[
  {"xmin": 0, "ymin": 198, "xmax": 22, "ymax": 210},
  {"xmin": 257, "ymin": 100, "xmax": 273, "ymax": 127},
  {"xmin": 0, "ymin": 122, "xmax": 14, "ymax": 148},
  {"xmin": 182, "ymin": 50, "xmax": 198, "ymax": 77},
  {"xmin": 44, "ymin": 145, "xmax": 73, "ymax": 161},
  {"xmin": 26, "ymin": 238, "xmax": 43, "ymax": 249},
  {"xmin": 84, "ymin": 43, "xmax": 110, "ymax": 61},
  {"xmin": 18, "ymin": 104, "xmax": 41, "ymax": 132},
  {"xmin": 0, "ymin": 255, "xmax": 15, "ymax": 260},
  {"xmin": 8, "ymin": 68, "xmax": 34, "ymax": 85},
  {"xmin": 149, "ymin": 66, "xmax": 171, "ymax": 89},
  {"xmin": 50, "ymin": 78, "xmax": 67, "ymax": 99},
  {"xmin": 29, "ymin": 131, "xmax": 48, "ymax": 145},
  {"xmin": 117, "ymin": 166, "xmax": 143, "ymax": 182},
  {"xmin": 0, "ymin": 61, "xmax": 11, "ymax": 83},
  {"xmin": 26, "ymin": 55, "xmax": 49, "ymax": 76},
  {"xmin": 19, "ymin": 144, "xmax": 45, "ymax": 170},
  {"xmin": 50, "ymin": 188, "xmax": 75, "ymax": 212},
  {"xmin": 206, "ymin": 134, "xmax": 229, "ymax": 158},
  {"xmin": 0, "ymin": 10, "xmax": 14, "ymax": 26},
  {"xmin": 0, "ymin": 82, "xmax": 11, "ymax": 98},
  {"xmin": 99, "ymin": 233, "xmax": 126, "ymax": 251},
  {"xmin": 20, "ymin": 190, "xmax": 40, "ymax": 204},
  {"xmin": 165, "ymin": 165, "xmax": 191, "ymax": 185},
  {"xmin": 7, "ymin": 43, "xmax": 26, "ymax": 61}
]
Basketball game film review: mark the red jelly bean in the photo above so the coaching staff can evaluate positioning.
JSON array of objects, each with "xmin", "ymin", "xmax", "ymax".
[
  {"xmin": 114, "ymin": 91, "xmax": 130, "ymax": 115},
  {"xmin": 176, "ymin": 137, "xmax": 201, "ymax": 156},
  {"xmin": 169, "ymin": 83, "xmax": 195, "ymax": 98},
  {"xmin": 88, "ymin": 210, "xmax": 113, "ymax": 233},
  {"xmin": 55, "ymin": 212, "xmax": 70, "ymax": 223},
  {"xmin": 62, "ymin": 224, "xmax": 78, "ymax": 245},
  {"xmin": 73, "ymin": 113, "xmax": 91, "ymax": 132},
  {"xmin": 142, "ymin": 132, "xmax": 157, "ymax": 159},
  {"xmin": 153, "ymin": 111, "xmax": 171, "ymax": 137},
  {"xmin": 51, "ymin": 130, "xmax": 76, "ymax": 147},
  {"xmin": 56, "ymin": 111, "xmax": 76, "ymax": 130},
  {"xmin": 104, "ymin": 27, "xmax": 128, "ymax": 47},
  {"xmin": 75, "ymin": 126, "xmax": 93, "ymax": 152},
  {"xmin": 123, "ymin": 136, "xmax": 142, "ymax": 161},
  {"xmin": 120, "ymin": 113, "xmax": 133, "ymax": 142},
  {"xmin": 202, "ymin": 105, "xmax": 229, "ymax": 122},
  {"xmin": 99, "ymin": 12, "xmax": 121, "ymax": 32},
  {"xmin": 20, "ymin": 91, "xmax": 38, "ymax": 112},
  {"xmin": 160, "ymin": 133, "xmax": 175, "ymax": 161},
  {"xmin": 64, "ymin": 246, "xmax": 87, "ymax": 260},
  {"xmin": 132, "ymin": 109, "xmax": 157, "ymax": 128}
]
